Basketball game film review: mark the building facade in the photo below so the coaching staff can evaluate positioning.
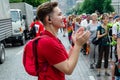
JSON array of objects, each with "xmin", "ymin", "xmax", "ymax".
[{"xmin": 112, "ymin": 0, "xmax": 120, "ymax": 14}]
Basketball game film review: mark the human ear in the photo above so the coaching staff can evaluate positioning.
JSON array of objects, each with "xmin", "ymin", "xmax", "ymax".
[
  {"xmin": 48, "ymin": 16, "xmax": 51, "ymax": 21},
  {"xmin": 46, "ymin": 16, "xmax": 52, "ymax": 24}
]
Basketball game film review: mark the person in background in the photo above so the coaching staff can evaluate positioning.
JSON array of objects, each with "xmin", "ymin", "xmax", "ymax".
[
  {"xmin": 36, "ymin": 2, "xmax": 90, "ymax": 80},
  {"xmin": 29, "ymin": 16, "xmax": 44, "ymax": 38},
  {"xmin": 108, "ymin": 14, "xmax": 114, "ymax": 49},
  {"xmin": 96, "ymin": 14, "xmax": 110, "ymax": 77},
  {"xmin": 74, "ymin": 16, "xmax": 81, "ymax": 32},
  {"xmin": 87, "ymin": 13, "xmax": 101, "ymax": 69},
  {"xmin": 112, "ymin": 62, "xmax": 120, "ymax": 80},
  {"xmin": 81, "ymin": 14, "xmax": 91, "ymax": 55},
  {"xmin": 67, "ymin": 15, "xmax": 74, "ymax": 44},
  {"xmin": 81, "ymin": 14, "xmax": 91, "ymax": 30},
  {"xmin": 112, "ymin": 15, "xmax": 120, "ymax": 80},
  {"xmin": 112, "ymin": 12, "xmax": 117, "ymax": 21},
  {"xmin": 63, "ymin": 16, "xmax": 67, "ymax": 37}
]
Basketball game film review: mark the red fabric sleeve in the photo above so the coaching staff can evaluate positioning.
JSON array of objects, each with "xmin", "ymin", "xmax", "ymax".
[
  {"xmin": 30, "ymin": 22, "xmax": 35, "ymax": 29},
  {"xmin": 35, "ymin": 21, "xmax": 44, "ymax": 37},
  {"xmin": 39, "ymin": 23, "xmax": 44, "ymax": 32}
]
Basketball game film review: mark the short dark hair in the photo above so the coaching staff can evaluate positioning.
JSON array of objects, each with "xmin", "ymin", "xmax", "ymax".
[
  {"xmin": 101, "ymin": 14, "xmax": 109, "ymax": 20},
  {"xmin": 33, "ymin": 16, "xmax": 39, "ymax": 22},
  {"xmin": 37, "ymin": 2, "xmax": 58, "ymax": 25}
]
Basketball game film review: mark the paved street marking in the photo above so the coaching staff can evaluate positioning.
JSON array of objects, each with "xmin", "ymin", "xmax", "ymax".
[
  {"xmin": 89, "ymin": 76, "xmax": 95, "ymax": 80},
  {"xmin": 16, "ymin": 50, "xmax": 23, "ymax": 55}
]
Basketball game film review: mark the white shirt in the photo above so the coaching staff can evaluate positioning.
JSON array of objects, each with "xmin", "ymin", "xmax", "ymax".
[
  {"xmin": 112, "ymin": 22, "xmax": 120, "ymax": 37},
  {"xmin": 81, "ymin": 19, "xmax": 92, "ymax": 29}
]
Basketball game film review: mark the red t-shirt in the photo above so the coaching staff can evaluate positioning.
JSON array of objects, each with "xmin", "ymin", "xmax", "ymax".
[
  {"xmin": 30, "ymin": 22, "xmax": 35, "ymax": 29},
  {"xmin": 63, "ymin": 18, "xmax": 67, "ymax": 28},
  {"xmin": 37, "ymin": 30, "xmax": 68, "ymax": 80},
  {"xmin": 30, "ymin": 21, "xmax": 45, "ymax": 37}
]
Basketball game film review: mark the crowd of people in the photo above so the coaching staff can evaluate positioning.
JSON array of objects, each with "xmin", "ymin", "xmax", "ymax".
[
  {"xmin": 27, "ymin": 1, "xmax": 120, "ymax": 80},
  {"xmin": 59, "ymin": 12, "xmax": 120, "ymax": 80}
]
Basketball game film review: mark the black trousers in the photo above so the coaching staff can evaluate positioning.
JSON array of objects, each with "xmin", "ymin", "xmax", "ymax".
[{"xmin": 96, "ymin": 45, "xmax": 110, "ymax": 68}]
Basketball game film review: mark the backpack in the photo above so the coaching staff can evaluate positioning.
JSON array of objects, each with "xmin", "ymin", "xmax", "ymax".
[
  {"xmin": 29, "ymin": 23, "xmax": 36, "ymax": 38},
  {"xmin": 23, "ymin": 35, "xmax": 47, "ymax": 76}
]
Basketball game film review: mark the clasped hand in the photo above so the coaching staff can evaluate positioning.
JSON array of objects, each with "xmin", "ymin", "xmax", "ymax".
[{"xmin": 72, "ymin": 27, "xmax": 91, "ymax": 47}]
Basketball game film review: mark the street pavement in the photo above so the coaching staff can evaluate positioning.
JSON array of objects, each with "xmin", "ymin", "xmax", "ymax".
[
  {"xmin": 57, "ymin": 29, "xmax": 112, "ymax": 80},
  {"xmin": 0, "ymin": 29, "xmax": 112, "ymax": 80}
]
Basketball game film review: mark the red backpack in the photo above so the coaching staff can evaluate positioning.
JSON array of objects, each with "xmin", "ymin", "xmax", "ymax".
[{"xmin": 23, "ymin": 35, "xmax": 47, "ymax": 76}]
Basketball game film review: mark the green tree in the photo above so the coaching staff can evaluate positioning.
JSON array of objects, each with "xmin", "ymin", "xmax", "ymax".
[
  {"xmin": 91, "ymin": 0, "xmax": 105, "ymax": 13},
  {"xmin": 102, "ymin": 0, "xmax": 114, "ymax": 13},
  {"xmin": 22, "ymin": 0, "xmax": 50, "ymax": 7},
  {"xmin": 75, "ymin": 3, "xmax": 83, "ymax": 14},
  {"xmin": 10, "ymin": 0, "xmax": 22, "ymax": 3},
  {"xmin": 81, "ymin": 0, "xmax": 93, "ymax": 14},
  {"xmin": 71, "ymin": 0, "xmax": 114, "ymax": 15},
  {"xmin": 10, "ymin": 0, "xmax": 50, "ymax": 7}
]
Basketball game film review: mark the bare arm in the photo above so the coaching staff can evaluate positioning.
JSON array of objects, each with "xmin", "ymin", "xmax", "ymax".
[
  {"xmin": 54, "ymin": 27, "xmax": 90, "ymax": 75},
  {"xmin": 97, "ymin": 29, "xmax": 107, "ymax": 39}
]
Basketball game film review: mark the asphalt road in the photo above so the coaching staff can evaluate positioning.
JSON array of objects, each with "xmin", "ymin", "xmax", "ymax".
[{"xmin": 0, "ymin": 29, "xmax": 112, "ymax": 80}]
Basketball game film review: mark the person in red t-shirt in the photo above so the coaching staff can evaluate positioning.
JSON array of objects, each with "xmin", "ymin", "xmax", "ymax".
[
  {"xmin": 63, "ymin": 17, "xmax": 67, "ymax": 37},
  {"xmin": 29, "ymin": 16, "xmax": 44, "ymax": 38},
  {"xmin": 36, "ymin": 2, "xmax": 90, "ymax": 80}
]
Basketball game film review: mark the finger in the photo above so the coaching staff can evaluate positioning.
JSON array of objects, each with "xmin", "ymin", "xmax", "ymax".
[
  {"xmin": 83, "ymin": 31, "xmax": 91, "ymax": 39},
  {"xmin": 78, "ymin": 31, "xmax": 90, "ymax": 40},
  {"xmin": 84, "ymin": 31, "xmax": 91, "ymax": 36},
  {"xmin": 71, "ymin": 31, "xmax": 75, "ymax": 38},
  {"xmin": 76, "ymin": 27, "xmax": 84, "ymax": 33}
]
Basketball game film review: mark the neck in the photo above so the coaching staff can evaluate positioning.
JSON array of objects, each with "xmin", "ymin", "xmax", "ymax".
[
  {"xmin": 102, "ymin": 23, "xmax": 107, "ymax": 28},
  {"xmin": 92, "ymin": 20, "xmax": 97, "ymax": 24},
  {"xmin": 103, "ymin": 23, "xmax": 107, "ymax": 26},
  {"xmin": 45, "ymin": 25, "xmax": 58, "ymax": 37}
]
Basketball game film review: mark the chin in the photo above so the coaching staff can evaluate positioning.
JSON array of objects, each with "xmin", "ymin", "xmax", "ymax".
[
  {"xmin": 60, "ymin": 24, "xmax": 65, "ymax": 28},
  {"xmin": 59, "ymin": 26, "xmax": 64, "ymax": 28}
]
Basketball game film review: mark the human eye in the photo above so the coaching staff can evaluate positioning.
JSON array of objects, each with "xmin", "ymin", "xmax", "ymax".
[{"xmin": 58, "ymin": 12, "xmax": 62, "ymax": 16}]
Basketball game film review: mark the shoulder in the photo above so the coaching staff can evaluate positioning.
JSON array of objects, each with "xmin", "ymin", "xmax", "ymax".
[
  {"xmin": 30, "ymin": 22, "xmax": 35, "ymax": 27},
  {"xmin": 87, "ymin": 23, "xmax": 91, "ymax": 26},
  {"xmin": 113, "ymin": 22, "xmax": 120, "ymax": 28},
  {"xmin": 81, "ymin": 19, "xmax": 86, "ymax": 24},
  {"xmin": 97, "ymin": 25, "xmax": 102, "ymax": 29},
  {"xmin": 87, "ymin": 23, "xmax": 91, "ymax": 29},
  {"xmin": 97, "ymin": 21, "xmax": 101, "ymax": 25},
  {"xmin": 39, "ymin": 36, "xmax": 59, "ymax": 48},
  {"xmin": 97, "ymin": 25, "xmax": 103, "ymax": 32},
  {"xmin": 35, "ymin": 21, "xmax": 43, "ymax": 25},
  {"xmin": 114, "ymin": 22, "xmax": 120, "ymax": 26},
  {"xmin": 113, "ymin": 23, "xmax": 117, "ymax": 28},
  {"xmin": 39, "ymin": 21, "xmax": 44, "ymax": 26}
]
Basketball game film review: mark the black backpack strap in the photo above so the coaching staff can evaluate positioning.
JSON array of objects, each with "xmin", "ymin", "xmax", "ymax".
[
  {"xmin": 33, "ymin": 37, "xmax": 41, "ymax": 76},
  {"xmin": 32, "ymin": 35, "xmax": 48, "ymax": 76}
]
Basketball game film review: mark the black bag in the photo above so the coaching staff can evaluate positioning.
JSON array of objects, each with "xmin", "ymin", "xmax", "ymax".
[
  {"xmin": 29, "ymin": 24, "xmax": 36, "ymax": 38},
  {"xmin": 92, "ymin": 36, "xmax": 101, "ymax": 45}
]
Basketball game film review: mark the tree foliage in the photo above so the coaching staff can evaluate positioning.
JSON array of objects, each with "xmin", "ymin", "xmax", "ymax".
[
  {"xmin": 81, "ymin": 0, "xmax": 93, "ymax": 14},
  {"xmin": 10, "ymin": 0, "xmax": 23, "ymax": 3},
  {"xmin": 102, "ymin": 0, "xmax": 114, "ymax": 13},
  {"xmin": 22, "ymin": 0, "xmax": 50, "ymax": 7},
  {"xmin": 69, "ymin": 0, "xmax": 114, "ymax": 15},
  {"xmin": 10, "ymin": 0, "xmax": 50, "ymax": 7}
]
